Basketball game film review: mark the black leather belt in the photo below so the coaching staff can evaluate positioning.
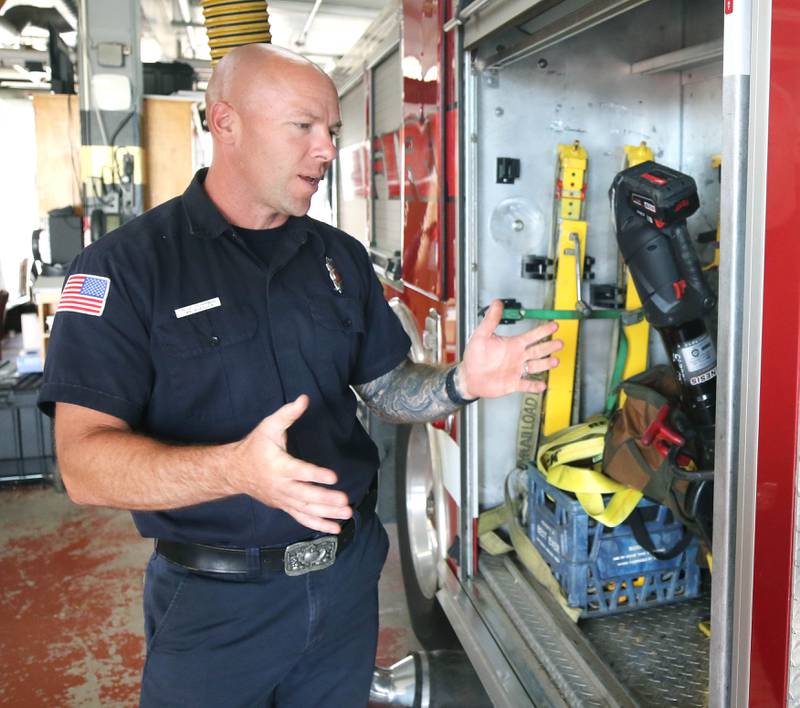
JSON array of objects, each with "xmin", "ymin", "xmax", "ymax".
[{"xmin": 155, "ymin": 485, "xmax": 377, "ymax": 577}]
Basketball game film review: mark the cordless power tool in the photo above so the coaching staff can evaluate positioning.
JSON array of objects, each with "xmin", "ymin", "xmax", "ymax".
[{"xmin": 609, "ymin": 162, "xmax": 717, "ymax": 546}]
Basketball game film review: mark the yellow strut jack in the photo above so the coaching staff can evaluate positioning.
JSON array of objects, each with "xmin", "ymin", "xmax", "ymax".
[{"xmin": 543, "ymin": 141, "xmax": 590, "ymax": 437}]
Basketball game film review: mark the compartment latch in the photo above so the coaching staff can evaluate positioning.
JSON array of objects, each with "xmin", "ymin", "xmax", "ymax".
[
  {"xmin": 590, "ymin": 284, "xmax": 626, "ymax": 310},
  {"xmin": 521, "ymin": 254, "xmax": 553, "ymax": 280},
  {"xmin": 496, "ymin": 157, "xmax": 520, "ymax": 184}
]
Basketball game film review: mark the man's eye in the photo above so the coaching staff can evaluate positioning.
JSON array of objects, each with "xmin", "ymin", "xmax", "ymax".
[{"xmin": 295, "ymin": 123, "xmax": 311, "ymax": 130}]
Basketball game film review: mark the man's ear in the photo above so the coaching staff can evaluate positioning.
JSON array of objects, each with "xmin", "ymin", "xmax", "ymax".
[{"xmin": 207, "ymin": 101, "xmax": 238, "ymax": 144}]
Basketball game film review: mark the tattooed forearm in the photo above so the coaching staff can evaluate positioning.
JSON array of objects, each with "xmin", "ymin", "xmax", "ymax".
[{"xmin": 354, "ymin": 359, "xmax": 467, "ymax": 423}]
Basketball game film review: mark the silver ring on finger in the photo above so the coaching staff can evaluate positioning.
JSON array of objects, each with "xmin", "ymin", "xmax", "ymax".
[{"xmin": 522, "ymin": 360, "xmax": 530, "ymax": 378}]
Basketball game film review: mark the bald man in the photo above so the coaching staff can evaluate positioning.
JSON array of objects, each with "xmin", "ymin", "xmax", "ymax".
[{"xmin": 39, "ymin": 44, "xmax": 561, "ymax": 706}]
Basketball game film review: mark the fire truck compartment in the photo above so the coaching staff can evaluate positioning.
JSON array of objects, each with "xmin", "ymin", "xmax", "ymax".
[{"xmin": 461, "ymin": 0, "xmax": 723, "ymax": 704}]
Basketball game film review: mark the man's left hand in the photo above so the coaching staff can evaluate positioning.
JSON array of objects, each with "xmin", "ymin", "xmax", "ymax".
[{"xmin": 458, "ymin": 299, "xmax": 563, "ymax": 400}]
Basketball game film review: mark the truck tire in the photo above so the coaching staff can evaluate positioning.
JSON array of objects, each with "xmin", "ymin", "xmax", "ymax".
[{"xmin": 395, "ymin": 423, "xmax": 458, "ymax": 649}]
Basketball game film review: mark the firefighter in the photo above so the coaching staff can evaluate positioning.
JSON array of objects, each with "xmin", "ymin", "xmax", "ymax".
[{"xmin": 38, "ymin": 44, "xmax": 562, "ymax": 707}]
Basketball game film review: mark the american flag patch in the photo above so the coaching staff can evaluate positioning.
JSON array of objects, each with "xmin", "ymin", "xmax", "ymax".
[{"xmin": 57, "ymin": 274, "xmax": 111, "ymax": 316}]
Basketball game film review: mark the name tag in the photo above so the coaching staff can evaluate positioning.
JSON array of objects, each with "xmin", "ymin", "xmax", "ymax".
[{"xmin": 175, "ymin": 297, "xmax": 222, "ymax": 319}]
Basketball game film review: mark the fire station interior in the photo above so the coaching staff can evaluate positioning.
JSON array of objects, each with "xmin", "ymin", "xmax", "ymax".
[
  {"xmin": 0, "ymin": 1, "xmax": 428, "ymax": 706},
  {"xmin": 0, "ymin": 0, "xmax": 760, "ymax": 705}
]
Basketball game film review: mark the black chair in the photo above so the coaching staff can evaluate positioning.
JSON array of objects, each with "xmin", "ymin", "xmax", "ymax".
[
  {"xmin": 32, "ymin": 208, "xmax": 83, "ymax": 278},
  {"xmin": 31, "ymin": 229, "xmax": 68, "ymax": 278}
]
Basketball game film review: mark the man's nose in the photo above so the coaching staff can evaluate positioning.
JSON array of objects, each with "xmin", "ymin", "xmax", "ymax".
[{"xmin": 313, "ymin": 130, "xmax": 337, "ymax": 162}]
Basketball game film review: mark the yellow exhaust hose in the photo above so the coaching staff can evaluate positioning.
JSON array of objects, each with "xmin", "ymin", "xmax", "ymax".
[{"xmin": 201, "ymin": 0, "xmax": 271, "ymax": 64}]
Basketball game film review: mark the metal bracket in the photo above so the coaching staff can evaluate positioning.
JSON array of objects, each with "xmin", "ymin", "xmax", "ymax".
[
  {"xmin": 497, "ymin": 157, "xmax": 520, "ymax": 184},
  {"xmin": 483, "ymin": 69, "xmax": 499, "ymax": 87},
  {"xmin": 422, "ymin": 308, "xmax": 442, "ymax": 365},
  {"xmin": 590, "ymin": 284, "xmax": 626, "ymax": 310},
  {"xmin": 479, "ymin": 298, "xmax": 522, "ymax": 325},
  {"xmin": 583, "ymin": 255, "xmax": 596, "ymax": 280},
  {"xmin": 565, "ymin": 233, "xmax": 591, "ymax": 316},
  {"xmin": 521, "ymin": 255, "xmax": 554, "ymax": 280}
]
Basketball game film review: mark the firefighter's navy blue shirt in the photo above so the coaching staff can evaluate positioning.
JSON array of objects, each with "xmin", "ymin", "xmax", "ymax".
[{"xmin": 39, "ymin": 169, "xmax": 411, "ymax": 547}]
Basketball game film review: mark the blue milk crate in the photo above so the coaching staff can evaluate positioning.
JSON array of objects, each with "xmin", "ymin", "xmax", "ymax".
[{"xmin": 527, "ymin": 465, "xmax": 700, "ymax": 617}]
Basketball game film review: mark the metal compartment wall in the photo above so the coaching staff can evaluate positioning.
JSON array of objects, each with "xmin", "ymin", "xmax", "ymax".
[{"xmin": 469, "ymin": 0, "xmax": 723, "ymax": 505}]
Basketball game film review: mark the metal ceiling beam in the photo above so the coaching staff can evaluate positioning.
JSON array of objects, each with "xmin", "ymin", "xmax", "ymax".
[
  {"xmin": 261, "ymin": 0, "xmax": 379, "ymax": 19},
  {"xmin": 295, "ymin": 0, "xmax": 323, "ymax": 46}
]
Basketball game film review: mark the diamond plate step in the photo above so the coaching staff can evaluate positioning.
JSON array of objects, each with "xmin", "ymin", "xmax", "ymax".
[
  {"xmin": 478, "ymin": 553, "xmax": 710, "ymax": 707},
  {"xmin": 478, "ymin": 554, "xmax": 639, "ymax": 707},
  {"xmin": 582, "ymin": 594, "xmax": 710, "ymax": 707}
]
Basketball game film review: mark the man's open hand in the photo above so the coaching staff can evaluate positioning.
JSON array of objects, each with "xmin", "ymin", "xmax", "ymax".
[
  {"xmin": 233, "ymin": 395, "xmax": 351, "ymax": 534},
  {"xmin": 458, "ymin": 300, "xmax": 563, "ymax": 400}
]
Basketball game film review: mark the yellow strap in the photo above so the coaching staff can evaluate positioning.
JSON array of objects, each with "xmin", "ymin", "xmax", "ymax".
[
  {"xmin": 516, "ymin": 391, "xmax": 543, "ymax": 468},
  {"xmin": 542, "ymin": 142, "xmax": 589, "ymax": 436},
  {"xmin": 536, "ymin": 418, "xmax": 642, "ymax": 527},
  {"xmin": 478, "ymin": 527, "xmax": 513, "ymax": 555},
  {"xmin": 543, "ymin": 463, "xmax": 642, "ymax": 527},
  {"xmin": 557, "ymin": 142, "xmax": 588, "ymax": 220},
  {"xmin": 478, "ymin": 472, "xmax": 581, "ymax": 622},
  {"xmin": 537, "ymin": 415, "xmax": 607, "ymax": 455},
  {"xmin": 543, "ymin": 219, "xmax": 587, "ymax": 435},
  {"xmin": 543, "ymin": 438, "xmax": 602, "ymax": 465}
]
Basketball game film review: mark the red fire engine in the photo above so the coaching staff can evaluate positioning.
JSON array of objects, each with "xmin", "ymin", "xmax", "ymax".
[{"xmin": 332, "ymin": 0, "xmax": 800, "ymax": 705}]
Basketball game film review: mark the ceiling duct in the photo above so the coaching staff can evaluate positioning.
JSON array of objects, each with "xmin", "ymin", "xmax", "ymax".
[
  {"xmin": 0, "ymin": 0, "xmax": 77, "ymax": 34},
  {"xmin": 0, "ymin": 1, "xmax": 78, "ymax": 90},
  {"xmin": 294, "ymin": 0, "xmax": 322, "ymax": 47}
]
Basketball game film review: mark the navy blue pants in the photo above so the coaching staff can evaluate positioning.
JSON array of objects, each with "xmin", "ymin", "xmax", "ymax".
[{"xmin": 139, "ymin": 510, "xmax": 389, "ymax": 707}]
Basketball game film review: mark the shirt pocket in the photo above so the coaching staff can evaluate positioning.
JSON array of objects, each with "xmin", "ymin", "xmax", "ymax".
[
  {"xmin": 153, "ymin": 303, "xmax": 265, "ymax": 421},
  {"xmin": 308, "ymin": 296, "xmax": 365, "ymax": 389}
]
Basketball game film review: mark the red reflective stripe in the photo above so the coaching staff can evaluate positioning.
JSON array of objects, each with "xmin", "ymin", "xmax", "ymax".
[{"xmin": 641, "ymin": 172, "xmax": 667, "ymax": 185}]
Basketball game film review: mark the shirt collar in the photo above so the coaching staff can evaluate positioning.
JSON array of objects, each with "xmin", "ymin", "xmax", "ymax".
[
  {"xmin": 181, "ymin": 168, "xmax": 327, "ymax": 258},
  {"xmin": 181, "ymin": 168, "xmax": 231, "ymax": 240}
]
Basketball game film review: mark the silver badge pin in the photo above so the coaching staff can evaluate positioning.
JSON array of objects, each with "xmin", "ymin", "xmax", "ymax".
[{"xmin": 325, "ymin": 257, "xmax": 343, "ymax": 294}]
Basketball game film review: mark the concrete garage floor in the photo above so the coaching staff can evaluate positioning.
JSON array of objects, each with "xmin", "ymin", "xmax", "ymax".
[{"xmin": 0, "ymin": 484, "xmax": 421, "ymax": 706}]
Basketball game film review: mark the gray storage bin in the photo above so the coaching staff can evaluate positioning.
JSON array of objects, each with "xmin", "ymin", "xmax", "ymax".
[{"xmin": 0, "ymin": 373, "xmax": 56, "ymax": 483}]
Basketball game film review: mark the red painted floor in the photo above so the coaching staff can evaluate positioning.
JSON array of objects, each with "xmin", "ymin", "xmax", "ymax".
[{"xmin": 0, "ymin": 485, "xmax": 419, "ymax": 706}]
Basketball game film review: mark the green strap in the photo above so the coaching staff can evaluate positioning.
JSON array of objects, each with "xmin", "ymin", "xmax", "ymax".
[
  {"xmin": 502, "ymin": 307, "xmax": 632, "ymax": 321},
  {"xmin": 497, "ymin": 303, "xmax": 637, "ymax": 409},
  {"xmin": 604, "ymin": 327, "xmax": 630, "ymax": 415}
]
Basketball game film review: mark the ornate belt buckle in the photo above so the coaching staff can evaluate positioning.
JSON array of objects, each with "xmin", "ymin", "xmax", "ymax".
[{"xmin": 284, "ymin": 536, "xmax": 338, "ymax": 576}]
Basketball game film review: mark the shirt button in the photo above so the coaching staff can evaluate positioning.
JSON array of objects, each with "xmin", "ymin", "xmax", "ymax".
[
  {"xmin": 209, "ymin": 335, "xmax": 221, "ymax": 346},
  {"xmin": 343, "ymin": 318, "xmax": 352, "ymax": 328}
]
